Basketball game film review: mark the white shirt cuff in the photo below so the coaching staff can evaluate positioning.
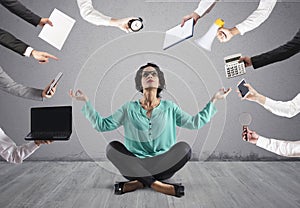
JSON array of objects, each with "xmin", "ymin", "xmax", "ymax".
[
  {"xmin": 263, "ymin": 97, "xmax": 272, "ymax": 107},
  {"xmin": 27, "ymin": 141, "xmax": 40, "ymax": 152},
  {"xmin": 24, "ymin": 47, "xmax": 34, "ymax": 57},
  {"xmin": 235, "ymin": 24, "xmax": 244, "ymax": 35},
  {"xmin": 194, "ymin": 0, "xmax": 215, "ymax": 17},
  {"xmin": 256, "ymin": 136, "xmax": 269, "ymax": 149}
]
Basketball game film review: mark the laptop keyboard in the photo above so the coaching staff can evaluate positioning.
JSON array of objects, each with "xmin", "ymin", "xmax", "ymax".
[{"xmin": 30, "ymin": 132, "xmax": 69, "ymax": 138}]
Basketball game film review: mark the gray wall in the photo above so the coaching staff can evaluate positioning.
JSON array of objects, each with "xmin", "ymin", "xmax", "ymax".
[{"xmin": 0, "ymin": 0, "xmax": 299, "ymax": 161}]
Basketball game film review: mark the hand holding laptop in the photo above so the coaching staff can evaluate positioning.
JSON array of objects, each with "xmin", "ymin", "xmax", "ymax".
[
  {"xmin": 34, "ymin": 140, "xmax": 53, "ymax": 146},
  {"xmin": 25, "ymin": 106, "xmax": 72, "ymax": 141}
]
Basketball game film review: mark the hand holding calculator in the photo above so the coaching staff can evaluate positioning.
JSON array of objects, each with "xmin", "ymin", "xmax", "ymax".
[{"xmin": 224, "ymin": 53, "xmax": 246, "ymax": 78}]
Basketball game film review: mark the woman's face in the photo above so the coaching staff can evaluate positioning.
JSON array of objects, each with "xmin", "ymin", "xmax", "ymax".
[{"xmin": 141, "ymin": 66, "xmax": 160, "ymax": 90}]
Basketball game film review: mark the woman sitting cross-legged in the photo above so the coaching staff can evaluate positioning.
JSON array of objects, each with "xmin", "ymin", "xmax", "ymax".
[{"xmin": 70, "ymin": 63, "xmax": 231, "ymax": 197}]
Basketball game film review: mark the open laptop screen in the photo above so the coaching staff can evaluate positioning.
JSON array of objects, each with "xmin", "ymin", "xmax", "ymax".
[{"xmin": 31, "ymin": 106, "xmax": 72, "ymax": 132}]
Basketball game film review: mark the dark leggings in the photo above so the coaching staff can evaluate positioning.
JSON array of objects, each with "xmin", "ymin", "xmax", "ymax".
[{"xmin": 106, "ymin": 141, "xmax": 191, "ymax": 187}]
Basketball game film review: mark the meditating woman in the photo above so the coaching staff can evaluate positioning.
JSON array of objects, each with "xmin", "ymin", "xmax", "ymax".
[{"xmin": 70, "ymin": 63, "xmax": 231, "ymax": 197}]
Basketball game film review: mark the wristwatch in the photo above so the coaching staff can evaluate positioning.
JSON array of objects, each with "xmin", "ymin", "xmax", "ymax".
[{"xmin": 128, "ymin": 17, "xmax": 143, "ymax": 32}]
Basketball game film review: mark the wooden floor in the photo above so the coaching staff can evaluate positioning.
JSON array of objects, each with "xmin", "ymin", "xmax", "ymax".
[{"xmin": 0, "ymin": 161, "xmax": 299, "ymax": 208}]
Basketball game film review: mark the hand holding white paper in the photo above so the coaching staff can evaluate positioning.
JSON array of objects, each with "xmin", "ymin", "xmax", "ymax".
[{"xmin": 38, "ymin": 9, "xmax": 76, "ymax": 50}]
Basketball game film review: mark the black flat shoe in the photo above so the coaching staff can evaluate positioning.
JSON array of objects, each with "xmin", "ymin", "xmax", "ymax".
[
  {"xmin": 114, "ymin": 181, "xmax": 145, "ymax": 195},
  {"xmin": 165, "ymin": 182, "xmax": 185, "ymax": 197},
  {"xmin": 114, "ymin": 181, "xmax": 126, "ymax": 195}
]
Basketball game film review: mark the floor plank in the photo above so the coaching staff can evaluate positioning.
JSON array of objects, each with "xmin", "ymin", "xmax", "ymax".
[{"xmin": 0, "ymin": 161, "xmax": 299, "ymax": 208}]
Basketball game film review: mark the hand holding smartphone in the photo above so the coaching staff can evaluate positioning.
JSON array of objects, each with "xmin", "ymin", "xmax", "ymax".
[
  {"xmin": 47, "ymin": 72, "xmax": 63, "ymax": 95},
  {"xmin": 237, "ymin": 79, "xmax": 250, "ymax": 98},
  {"xmin": 243, "ymin": 125, "xmax": 248, "ymax": 141}
]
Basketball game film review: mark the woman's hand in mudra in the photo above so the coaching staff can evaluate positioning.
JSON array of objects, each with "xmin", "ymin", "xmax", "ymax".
[
  {"xmin": 69, "ymin": 89, "xmax": 89, "ymax": 102},
  {"xmin": 210, "ymin": 88, "xmax": 232, "ymax": 103}
]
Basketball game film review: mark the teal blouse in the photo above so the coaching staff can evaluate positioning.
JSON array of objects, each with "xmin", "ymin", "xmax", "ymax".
[{"xmin": 82, "ymin": 100, "xmax": 217, "ymax": 158}]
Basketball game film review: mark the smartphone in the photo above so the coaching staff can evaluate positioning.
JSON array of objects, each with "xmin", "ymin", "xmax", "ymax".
[
  {"xmin": 243, "ymin": 125, "xmax": 248, "ymax": 141},
  {"xmin": 47, "ymin": 72, "xmax": 63, "ymax": 95},
  {"xmin": 237, "ymin": 79, "xmax": 249, "ymax": 98}
]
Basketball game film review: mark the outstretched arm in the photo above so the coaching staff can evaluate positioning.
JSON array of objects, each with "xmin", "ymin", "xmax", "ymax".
[
  {"xmin": 237, "ymin": 83, "xmax": 300, "ymax": 118},
  {"xmin": 251, "ymin": 29, "xmax": 300, "ymax": 69},
  {"xmin": 176, "ymin": 88, "xmax": 231, "ymax": 129},
  {"xmin": 242, "ymin": 127, "xmax": 300, "ymax": 157},
  {"xmin": 263, "ymin": 93, "xmax": 300, "ymax": 118},
  {"xmin": 0, "ymin": 29, "xmax": 58, "ymax": 63},
  {"xmin": 210, "ymin": 88, "xmax": 232, "ymax": 104},
  {"xmin": 0, "ymin": 28, "xmax": 29, "ymax": 56},
  {"xmin": 0, "ymin": 66, "xmax": 43, "ymax": 100},
  {"xmin": 0, "ymin": 0, "xmax": 41, "ymax": 26},
  {"xmin": 0, "ymin": 66, "xmax": 58, "ymax": 100},
  {"xmin": 181, "ymin": 0, "xmax": 217, "ymax": 27},
  {"xmin": 77, "ymin": 0, "xmax": 111, "ymax": 26},
  {"xmin": 235, "ymin": 0, "xmax": 277, "ymax": 35},
  {"xmin": 69, "ymin": 89, "xmax": 124, "ymax": 132},
  {"xmin": 256, "ymin": 136, "xmax": 300, "ymax": 157},
  {"xmin": 0, "ymin": 0, "xmax": 52, "ymax": 27},
  {"xmin": 217, "ymin": 0, "xmax": 277, "ymax": 42},
  {"xmin": 0, "ymin": 128, "xmax": 39, "ymax": 164},
  {"xmin": 77, "ymin": 0, "xmax": 136, "ymax": 32}
]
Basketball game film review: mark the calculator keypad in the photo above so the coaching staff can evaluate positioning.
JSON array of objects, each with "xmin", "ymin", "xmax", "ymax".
[{"xmin": 225, "ymin": 62, "xmax": 246, "ymax": 78}]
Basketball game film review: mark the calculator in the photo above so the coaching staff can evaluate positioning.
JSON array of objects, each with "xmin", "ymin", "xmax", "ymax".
[{"xmin": 224, "ymin": 53, "xmax": 246, "ymax": 78}]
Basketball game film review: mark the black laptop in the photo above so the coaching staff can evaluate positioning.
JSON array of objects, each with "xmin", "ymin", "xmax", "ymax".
[{"xmin": 25, "ymin": 106, "xmax": 72, "ymax": 140}]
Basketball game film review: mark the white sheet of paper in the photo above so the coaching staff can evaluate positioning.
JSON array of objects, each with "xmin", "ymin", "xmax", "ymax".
[
  {"xmin": 163, "ymin": 18, "xmax": 194, "ymax": 50},
  {"xmin": 38, "ymin": 8, "xmax": 76, "ymax": 50}
]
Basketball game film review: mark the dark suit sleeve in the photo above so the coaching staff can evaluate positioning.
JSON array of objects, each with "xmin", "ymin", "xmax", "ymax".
[
  {"xmin": 251, "ymin": 29, "xmax": 300, "ymax": 69},
  {"xmin": 0, "ymin": 28, "xmax": 29, "ymax": 55},
  {"xmin": 0, "ymin": 0, "xmax": 41, "ymax": 26}
]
